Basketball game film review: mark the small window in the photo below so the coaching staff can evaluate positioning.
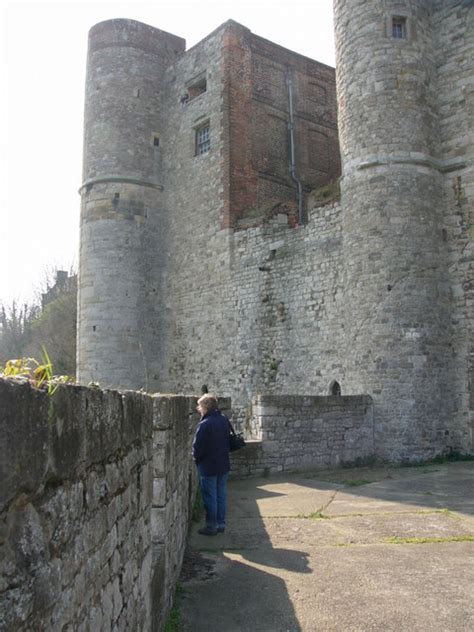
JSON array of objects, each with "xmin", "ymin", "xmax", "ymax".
[
  {"xmin": 195, "ymin": 123, "xmax": 210, "ymax": 155},
  {"xmin": 329, "ymin": 380, "xmax": 341, "ymax": 396},
  {"xmin": 153, "ymin": 136, "xmax": 160, "ymax": 147},
  {"xmin": 392, "ymin": 16, "xmax": 407, "ymax": 39},
  {"xmin": 187, "ymin": 77, "xmax": 207, "ymax": 101}
]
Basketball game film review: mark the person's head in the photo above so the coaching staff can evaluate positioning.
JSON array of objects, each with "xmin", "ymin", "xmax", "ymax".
[{"xmin": 197, "ymin": 394, "xmax": 218, "ymax": 417}]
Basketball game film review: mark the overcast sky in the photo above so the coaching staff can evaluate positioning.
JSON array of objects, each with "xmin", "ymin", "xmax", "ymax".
[{"xmin": 0, "ymin": 0, "xmax": 335, "ymax": 306}]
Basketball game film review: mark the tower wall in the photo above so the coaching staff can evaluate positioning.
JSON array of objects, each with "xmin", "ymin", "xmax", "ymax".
[
  {"xmin": 77, "ymin": 20, "xmax": 185, "ymax": 388},
  {"xmin": 335, "ymin": 0, "xmax": 453, "ymax": 459},
  {"xmin": 433, "ymin": 1, "xmax": 474, "ymax": 451}
]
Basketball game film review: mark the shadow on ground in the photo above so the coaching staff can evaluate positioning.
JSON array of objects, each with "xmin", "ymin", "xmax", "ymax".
[{"xmin": 178, "ymin": 461, "xmax": 474, "ymax": 631}]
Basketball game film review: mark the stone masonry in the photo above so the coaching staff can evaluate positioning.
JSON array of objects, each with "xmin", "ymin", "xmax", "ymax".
[
  {"xmin": 230, "ymin": 394, "xmax": 375, "ymax": 478},
  {"xmin": 0, "ymin": 379, "xmax": 199, "ymax": 632},
  {"xmin": 78, "ymin": 3, "xmax": 473, "ymax": 462}
]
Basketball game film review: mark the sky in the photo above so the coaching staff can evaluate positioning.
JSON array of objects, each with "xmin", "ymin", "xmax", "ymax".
[{"xmin": 0, "ymin": 0, "xmax": 335, "ymax": 306}]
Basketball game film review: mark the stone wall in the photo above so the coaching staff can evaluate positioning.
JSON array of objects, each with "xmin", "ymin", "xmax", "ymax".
[
  {"xmin": 434, "ymin": 0, "xmax": 474, "ymax": 452},
  {"xmin": 334, "ymin": 0, "xmax": 472, "ymax": 460},
  {"xmin": 150, "ymin": 396, "xmax": 198, "ymax": 630},
  {"xmin": 231, "ymin": 394, "xmax": 374, "ymax": 477},
  {"xmin": 163, "ymin": 197, "xmax": 345, "ymax": 436},
  {"xmin": 0, "ymin": 379, "xmax": 199, "ymax": 632}
]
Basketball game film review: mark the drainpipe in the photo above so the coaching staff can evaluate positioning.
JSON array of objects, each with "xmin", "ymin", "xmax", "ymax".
[{"xmin": 287, "ymin": 73, "xmax": 304, "ymax": 225}]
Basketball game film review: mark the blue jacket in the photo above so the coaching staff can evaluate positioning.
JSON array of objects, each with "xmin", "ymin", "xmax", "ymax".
[{"xmin": 192, "ymin": 409, "xmax": 230, "ymax": 476}]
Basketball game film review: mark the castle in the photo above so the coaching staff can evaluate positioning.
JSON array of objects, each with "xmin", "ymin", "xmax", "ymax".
[{"xmin": 78, "ymin": 0, "xmax": 473, "ymax": 462}]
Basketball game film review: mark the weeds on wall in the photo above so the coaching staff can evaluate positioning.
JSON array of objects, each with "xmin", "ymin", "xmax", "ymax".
[{"xmin": 0, "ymin": 346, "xmax": 74, "ymax": 396}]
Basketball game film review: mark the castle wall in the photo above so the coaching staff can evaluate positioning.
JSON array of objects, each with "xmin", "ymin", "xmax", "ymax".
[
  {"xmin": 156, "ymin": 22, "xmax": 344, "ymax": 419},
  {"xmin": 230, "ymin": 394, "xmax": 374, "ymax": 478},
  {"xmin": 1, "ymin": 379, "xmax": 154, "ymax": 631},
  {"xmin": 161, "ymin": 196, "xmax": 345, "ymax": 431},
  {"xmin": 0, "ymin": 379, "xmax": 199, "ymax": 632},
  {"xmin": 433, "ymin": 1, "xmax": 474, "ymax": 451},
  {"xmin": 150, "ymin": 396, "xmax": 200, "ymax": 632},
  {"xmin": 156, "ymin": 22, "xmax": 236, "ymax": 393}
]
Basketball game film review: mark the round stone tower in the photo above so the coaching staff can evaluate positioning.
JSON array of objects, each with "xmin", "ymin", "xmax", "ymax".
[
  {"xmin": 77, "ymin": 19, "xmax": 185, "ymax": 389},
  {"xmin": 334, "ymin": 1, "xmax": 453, "ymax": 460}
]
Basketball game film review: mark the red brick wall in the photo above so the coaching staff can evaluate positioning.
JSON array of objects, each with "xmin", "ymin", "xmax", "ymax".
[{"xmin": 221, "ymin": 25, "xmax": 340, "ymax": 229}]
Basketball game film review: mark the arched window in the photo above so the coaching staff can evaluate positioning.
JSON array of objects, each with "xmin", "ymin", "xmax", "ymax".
[{"xmin": 329, "ymin": 380, "xmax": 341, "ymax": 396}]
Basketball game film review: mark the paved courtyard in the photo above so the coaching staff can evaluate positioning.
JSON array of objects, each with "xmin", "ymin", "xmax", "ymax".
[{"xmin": 179, "ymin": 461, "xmax": 474, "ymax": 631}]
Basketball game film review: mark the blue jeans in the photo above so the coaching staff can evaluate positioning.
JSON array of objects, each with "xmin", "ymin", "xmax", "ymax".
[{"xmin": 198, "ymin": 469, "xmax": 229, "ymax": 530}]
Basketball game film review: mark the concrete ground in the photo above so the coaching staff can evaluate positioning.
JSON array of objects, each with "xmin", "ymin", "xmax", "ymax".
[{"xmin": 179, "ymin": 462, "xmax": 474, "ymax": 631}]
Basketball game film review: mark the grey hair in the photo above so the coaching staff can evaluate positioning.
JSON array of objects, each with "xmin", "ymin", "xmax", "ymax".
[{"xmin": 197, "ymin": 394, "xmax": 218, "ymax": 412}]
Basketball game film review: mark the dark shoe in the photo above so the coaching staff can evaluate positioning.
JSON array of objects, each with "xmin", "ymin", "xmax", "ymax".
[
  {"xmin": 198, "ymin": 527, "xmax": 217, "ymax": 536},
  {"xmin": 217, "ymin": 526, "xmax": 225, "ymax": 533}
]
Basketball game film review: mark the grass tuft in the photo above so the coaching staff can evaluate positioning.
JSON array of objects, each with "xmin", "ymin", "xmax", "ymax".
[
  {"xmin": 164, "ymin": 583, "xmax": 183, "ymax": 632},
  {"xmin": 385, "ymin": 535, "xmax": 474, "ymax": 545},
  {"xmin": 192, "ymin": 487, "xmax": 204, "ymax": 523},
  {"xmin": 299, "ymin": 511, "xmax": 328, "ymax": 520}
]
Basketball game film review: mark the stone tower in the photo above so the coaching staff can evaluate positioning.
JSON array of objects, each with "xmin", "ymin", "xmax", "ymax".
[
  {"xmin": 334, "ymin": 0, "xmax": 473, "ymax": 459},
  {"xmin": 78, "ymin": 20, "xmax": 185, "ymax": 388}
]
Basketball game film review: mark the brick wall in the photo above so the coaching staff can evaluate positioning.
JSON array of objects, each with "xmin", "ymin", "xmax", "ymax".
[{"xmin": 223, "ymin": 23, "xmax": 340, "ymax": 228}]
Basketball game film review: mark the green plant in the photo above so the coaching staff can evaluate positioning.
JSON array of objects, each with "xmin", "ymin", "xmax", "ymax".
[
  {"xmin": 164, "ymin": 583, "xmax": 183, "ymax": 632},
  {"xmin": 400, "ymin": 451, "xmax": 474, "ymax": 467},
  {"xmin": 269, "ymin": 358, "xmax": 280, "ymax": 371},
  {"xmin": 385, "ymin": 535, "xmax": 474, "ymax": 545},
  {"xmin": 341, "ymin": 455, "xmax": 378, "ymax": 469},
  {"xmin": 299, "ymin": 511, "xmax": 328, "ymax": 520},
  {"xmin": 0, "ymin": 347, "xmax": 74, "ymax": 396},
  {"xmin": 192, "ymin": 487, "xmax": 204, "ymax": 523},
  {"xmin": 310, "ymin": 179, "xmax": 341, "ymax": 203}
]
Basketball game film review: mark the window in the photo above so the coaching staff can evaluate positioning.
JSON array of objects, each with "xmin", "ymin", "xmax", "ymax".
[
  {"xmin": 329, "ymin": 380, "xmax": 341, "ymax": 396},
  {"xmin": 392, "ymin": 16, "xmax": 407, "ymax": 39},
  {"xmin": 182, "ymin": 75, "xmax": 207, "ymax": 104},
  {"xmin": 188, "ymin": 78, "xmax": 207, "ymax": 100},
  {"xmin": 195, "ymin": 123, "xmax": 210, "ymax": 155}
]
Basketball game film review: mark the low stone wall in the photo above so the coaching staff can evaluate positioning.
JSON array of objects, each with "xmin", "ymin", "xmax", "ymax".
[
  {"xmin": 150, "ymin": 396, "xmax": 198, "ymax": 629},
  {"xmin": 0, "ymin": 379, "xmax": 199, "ymax": 632},
  {"xmin": 231, "ymin": 394, "xmax": 374, "ymax": 477}
]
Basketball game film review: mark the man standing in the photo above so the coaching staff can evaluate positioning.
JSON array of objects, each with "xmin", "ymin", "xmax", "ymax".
[{"xmin": 192, "ymin": 394, "xmax": 230, "ymax": 536}]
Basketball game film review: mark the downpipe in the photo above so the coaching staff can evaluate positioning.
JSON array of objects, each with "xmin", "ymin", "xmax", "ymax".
[{"xmin": 287, "ymin": 73, "xmax": 304, "ymax": 226}]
